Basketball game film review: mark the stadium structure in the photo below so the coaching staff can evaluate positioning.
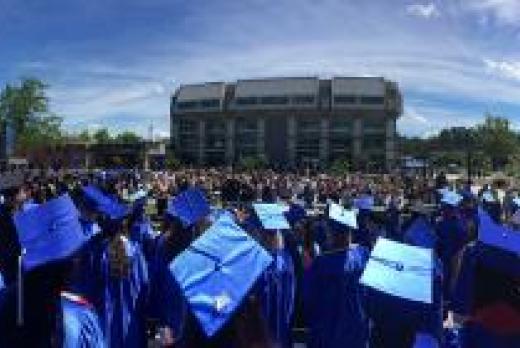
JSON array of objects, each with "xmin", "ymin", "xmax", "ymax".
[{"xmin": 170, "ymin": 76, "xmax": 402, "ymax": 169}]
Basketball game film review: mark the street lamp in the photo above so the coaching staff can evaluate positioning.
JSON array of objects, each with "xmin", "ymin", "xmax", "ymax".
[{"xmin": 465, "ymin": 132, "xmax": 474, "ymax": 186}]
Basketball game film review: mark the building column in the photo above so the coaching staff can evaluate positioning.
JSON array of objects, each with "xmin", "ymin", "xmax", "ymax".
[
  {"xmin": 257, "ymin": 117, "xmax": 265, "ymax": 159},
  {"xmin": 287, "ymin": 115, "xmax": 296, "ymax": 166},
  {"xmin": 386, "ymin": 118, "xmax": 396, "ymax": 169},
  {"xmin": 84, "ymin": 145, "xmax": 91, "ymax": 170},
  {"xmin": 226, "ymin": 118, "xmax": 235, "ymax": 165},
  {"xmin": 171, "ymin": 117, "xmax": 180, "ymax": 154},
  {"xmin": 319, "ymin": 117, "xmax": 329, "ymax": 167},
  {"xmin": 198, "ymin": 119, "xmax": 206, "ymax": 166},
  {"xmin": 353, "ymin": 117, "xmax": 362, "ymax": 159}
]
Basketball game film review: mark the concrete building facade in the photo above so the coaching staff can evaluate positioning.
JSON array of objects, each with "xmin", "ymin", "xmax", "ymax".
[{"xmin": 170, "ymin": 77, "xmax": 402, "ymax": 169}]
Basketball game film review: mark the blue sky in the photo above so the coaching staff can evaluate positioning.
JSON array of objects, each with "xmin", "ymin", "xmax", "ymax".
[{"xmin": 1, "ymin": 0, "xmax": 519, "ymax": 138}]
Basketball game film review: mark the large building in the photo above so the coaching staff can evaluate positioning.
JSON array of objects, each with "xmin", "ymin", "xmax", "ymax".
[{"xmin": 170, "ymin": 76, "xmax": 402, "ymax": 169}]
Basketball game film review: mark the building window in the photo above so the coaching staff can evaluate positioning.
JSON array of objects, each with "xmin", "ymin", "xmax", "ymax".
[
  {"xmin": 179, "ymin": 119, "xmax": 197, "ymax": 133},
  {"xmin": 292, "ymin": 95, "xmax": 315, "ymax": 105},
  {"xmin": 260, "ymin": 96, "xmax": 288, "ymax": 105},
  {"xmin": 334, "ymin": 95, "xmax": 357, "ymax": 104},
  {"xmin": 236, "ymin": 97, "xmax": 257, "ymax": 105},
  {"xmin": 330, "ymin": 118, "xmax": 352, "ymax": 133},
  {"xmin": 360, "ymin": 96, "xmax": 384, "ymax": 105},
  {"xmin": 297, "ymin": 119, "xmax": 320, "ymax": 133},
  {"xmin": 236, "ymin": 118, "xmax": 257, "ymax": 133},
  {"xmin": 363, "ymin": 119, "xmax": 385, "ymax": 134},
  {"xmin": 200, "ymin": 99, "xmax": 220, "ymax": 108},
  {"xmin": 177, "ymin": 101, "xmax": 198, "ymax": 110},
  {"xmin": 206, "ymin": 120, "xmax": 226, "ymax": 134},
  {"xmin": 363, "ymin": 135, "xmax": 386, "ymax": 149}
]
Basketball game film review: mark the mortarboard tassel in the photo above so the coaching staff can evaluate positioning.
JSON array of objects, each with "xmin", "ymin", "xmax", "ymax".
[{"xmin": 17, "ymin": 249, "xmax": 25, "ymax": 327}]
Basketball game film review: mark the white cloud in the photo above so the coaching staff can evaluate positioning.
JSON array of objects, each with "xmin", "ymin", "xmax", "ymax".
[
  {"xmin": 7, "ymin": 0, "xmax": 519, "ymax": 136},
  {"xmin": 405, "ymin": 3, "xmax": 440, "ymax": 19},
  {"xmin": 462, "ymin": 0, "xmax": 520, "ymax": 25},
  {"xmin": 398, "ymin": 103, "xmax": 483, "ymax": 137},
  {"xmin": 484, "ymin": 58, "xmax": 520, "ymax": 81}
]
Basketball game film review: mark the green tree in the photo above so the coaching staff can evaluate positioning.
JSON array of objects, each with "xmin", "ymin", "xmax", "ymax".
[
  {"xmin": 17, "ymin": 114, "xmax": 63, "ymax": 153},
  {"xmin": 329, "ymin": 158, "xmax": 351, "ymax": 176},
  {"xmin": 165, "ymin": 152, "xmax": 180, "ymax": 169},
  {"xmin": 93, "ymin": 128, "xmax": 112, "ymax": 144},
  {"xmin": 77, "ymin": 129, "xmax": 91, "ymax": 142},
  {"xmin": 113, "ymin": 131, "xmax": 142, "ymax": 144},
  {"xmin": 0, "ymin": 78, "xmax": 64, "ymax": 155},
  {"xmin": 0, "ymin": 78, "xmax": 49, "ymax": 133},
  {"xmin": 239, "ymin": 155, "xmax": 267, "ymax": 170},
  {"xmin": 476, "ymin": 114, "xmax": 518, "ymax": 170}
]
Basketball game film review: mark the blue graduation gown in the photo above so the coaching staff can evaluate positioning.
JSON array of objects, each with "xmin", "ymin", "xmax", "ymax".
[
  {"xmin": 130, "ymin": 218, "xmax": 159, "ymax": 262},
  {"xmin": 257, "ymin": 248, "xmax": 295, "ymax": 348},
  {"xmin": 148, "ymin": 235, "xmax": 187, "ymax": 339},
  {"xmin": 452, "ymin": 243, "xmax": 520, "ymax": 347},
  {"xmin": 436, "ymin": 214, "xmax": 467, "ymax": 303},
  {"xmin": 61, "ymin": 292, "xmax": 106, "ymax": 348},
  {"xmin": 385, "ymin": 205, "xmax": 401, "ymax": 241},
  {"xmin": 99, "ymin": 237, "xmax": 149, "ymax": 348},
  {"xmin": 304, "ymin": 245, "xmax": 370, "ymax": 348},
  {"xmin": 460, "ymin": 323, "xmax": 520, "ymax": 348}
]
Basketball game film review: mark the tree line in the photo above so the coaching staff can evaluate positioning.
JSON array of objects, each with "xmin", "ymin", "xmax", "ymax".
[
  {"xmin": 0, "ymin": 78, "xmax": 144, "ymax": 156},
  {"xmin": 399, "ymin": 115, "xmax": 520, "ymax": 175},
  {"xmin": 2, "ymin": 78, "xmax": 519, "ymax": 174}
]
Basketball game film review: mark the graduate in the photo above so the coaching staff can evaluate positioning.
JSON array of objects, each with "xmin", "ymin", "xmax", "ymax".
[
  {"xmin": 128, "ymin": 192, "xmax": 159, "ymax": 263},
  {"xmin": 253, "ymin": 203, "xmax": 296, "ymax": 348},
  {"xmin": 435, "ymin": 190, "xmax": 467, "ymax": 307},
  {"xmin": 0, "ymin": 193, "xmax": 106, "ymax": 347},
  {"xmin": 83, "ymin": 184, "xmax": 149, "ymax": 348},
  {"xmin": 0, "ymin": 190, "xmax": 21, "ymax": 286},
  {"xmin": 361, "ymin": 238, "xmax": 440, "ymax": 348},
  {"xmin": 169, "ymin": 213, "xmax": 274, "ymax": 348},
  {"xmin": 385, "ymin": 195, "xmax": 401, "ymax": 241},
  {"xmin": 402, "ymin": 215, "xmax": 444, "ymax": 343},
  {"xmin": 304, "ymin": 203, "xmax": 370, "ymax": 348},
  {"xmin": 354, "ymin": 192, "xmax": 376, "ymax": 248},
  {"xmin": 452, "ymin": 208, "xmax": 520, "ymax": 347},
  {"xmin": 481, "ymin": 188, "xmax": 502, "ymax": 223},
  {"xmin": 459, "ymin": 189, "xmax": 479, "ymax": 242},
  {"xmin": 149, "ymin": 187, "xmax": 211, "ymax": 346}
]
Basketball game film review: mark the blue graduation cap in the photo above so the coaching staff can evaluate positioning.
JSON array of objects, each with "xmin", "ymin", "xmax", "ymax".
[
  {"xmin": 170, "ymin": 215, "xmax": 273, "ymax": 337},
  {"xmin": 437, "ymin": 187, "xmax": 450, "ymax": 196},
  {"xmin": 284, "ymin": 203, "xmax": 307, "ymax": 226},
  {"xmin": 460, "ymin": 187, "xmax": 474, "ymax": 200},
  {"xmin": 129, "ymin": 189, "xmax": 147, "ymax": 202},
  {"xmin": 404, "ymin": 216, "xmax": 437, "ymax": 249},
  {"xmin": 413, "ymin": 333, "xmax": 439, "ymax": 348},
  {"xmin": 21, "ymin": 200, "xmax": 39, "ymax": 212},
  {"xmin": 482, "ymin": 191, "xmax": 496, "ymax": 203},
  {"xmin": 360, "ymin": 238, "xmax": 433, "ymax": 305},
  {"xmin": 354, "ymin": 195, "xmax": 374, "ymax": 211},
  {"xmin": 208, "ymin": 207, "xmax": 235, "ymax": 224},
  {"xmin": 81, "ymin": 185, "xmax": 129, "ymax": 220},
  {"xmin": 478, "ymin": 208, "xmax": 520, "ymax": 255},
  {"xmin": 328, "ymin": 203, "xmax": 357, "ymax": 229},
  {"xmin": 252, "ymin": 203, "xmax": 290, "ymax": 230},
  {"xmin": 440, "ymin": 190, "xmax": 463, "ymax": 207},
  {"xmin": 14, "ymin": 194, "xmax": 89, "ymax": 272},
  {"xmin": 167, "ymin": 187, "xmax": 210, "ymax": 228}
]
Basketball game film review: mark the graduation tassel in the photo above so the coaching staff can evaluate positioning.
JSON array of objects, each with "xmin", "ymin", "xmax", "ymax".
[{"xmin": 17, "ymin": 249, "xmax": 25, "ymax": 327}]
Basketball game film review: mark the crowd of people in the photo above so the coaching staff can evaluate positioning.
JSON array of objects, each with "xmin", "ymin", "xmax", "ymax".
[{"xmin": 0, "ymin": 168, "xmax": 518, "ymax": 347}]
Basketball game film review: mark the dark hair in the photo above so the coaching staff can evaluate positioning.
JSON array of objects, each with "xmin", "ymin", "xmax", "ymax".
[
  {"xmin": 181, "ymin": 294, "xmax": 273, "ymax": 348},
  {"xmin": 107, "ymin": 221, "xmax": 131, "ymax": 279},
  {"xmin": 473, "ymin": 262, "xmax": 520, "ymax": 312}
]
